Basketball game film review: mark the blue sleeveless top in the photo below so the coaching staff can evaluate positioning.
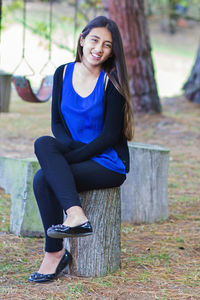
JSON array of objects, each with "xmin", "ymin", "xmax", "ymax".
[{"xmin": 61, "ymin": 62, "xmax": 126, "ymax": 174}]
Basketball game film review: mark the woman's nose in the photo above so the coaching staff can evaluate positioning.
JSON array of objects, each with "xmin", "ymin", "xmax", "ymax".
[{"xmin": 94, "ymin": 43, "xmax": 103, "ymax": 53}]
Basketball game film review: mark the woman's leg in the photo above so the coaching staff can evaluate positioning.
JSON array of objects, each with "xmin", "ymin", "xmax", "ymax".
[
  {"xmin": 34, "ymin": 135, "xmax": 89, "ymax": 229},
  {"xmin": 33, "ymin": 169, "xmax": 65, "ymax": 274},
  {"xmin": 34, "ymin": 136, "xmax": 81, "ymax": 210},
  {"xmin": 32, "ymin": 136, "xmax": 88, "ymax": 275},
  {"xmin": 34, "ymin": 136, "xmax": 125, "ymax": 220},
  {"xmin": 33, "ymin": 169, "xmax": 64, "ymax": 252},
  {"xmin": 71, "ymin": 159, "xmax": 126, "ymax": 192}
]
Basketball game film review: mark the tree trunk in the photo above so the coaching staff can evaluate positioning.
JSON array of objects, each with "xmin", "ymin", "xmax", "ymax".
[
  {"xmin": 183, "ymin": 42, "xmax": 200, "ymax": 103},
  {"xmin": 106, "ymin": 0, "xmax": 161, "ymax": 113}
]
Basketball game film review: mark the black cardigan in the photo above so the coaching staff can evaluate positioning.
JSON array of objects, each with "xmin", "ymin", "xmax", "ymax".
[{"xmin": 51, "ymin": 64, "xmax": 130, "ymax": 173}]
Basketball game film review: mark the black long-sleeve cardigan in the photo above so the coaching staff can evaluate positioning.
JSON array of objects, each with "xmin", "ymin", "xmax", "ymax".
[{"xmin": 51, "ymin": 64, "xmax": 130, "ymax": 173}]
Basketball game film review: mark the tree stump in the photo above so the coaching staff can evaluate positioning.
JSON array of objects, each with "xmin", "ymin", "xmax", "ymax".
[
  {"xmin": 121, "ymin": 142, "xmax": 170, "ymax": 223},
  {"xmin": 0, "ymin": 157, "xmax": 43, "ymax": 236},
  {"xmin": 0, "ymin": 70, "xmax": 12, "ymax": 112},
  {"xmin": 65, "ymin": 187, "xmax": 121, "ymax": 277}
]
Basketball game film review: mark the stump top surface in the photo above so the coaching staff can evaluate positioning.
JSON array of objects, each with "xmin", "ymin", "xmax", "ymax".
[{"xmin": 128, "ymin": 142, "xmax": 170, "ymax": 153}]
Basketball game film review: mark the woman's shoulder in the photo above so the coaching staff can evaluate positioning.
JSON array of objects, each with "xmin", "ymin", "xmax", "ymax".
[
  {"xmin": 106, "ymin": 71, "xmax": 120, "ymax": 91},
  {"xmin": 106, "ymin": 78, "xmax": 123, "ymax": 97},
  {"xmin": 54, "ymin": 62, "xmax": 74, "ymax": 77},
  {"xmin": 105, "ymin": 76, "xmax": 126, "ymax": 107}
]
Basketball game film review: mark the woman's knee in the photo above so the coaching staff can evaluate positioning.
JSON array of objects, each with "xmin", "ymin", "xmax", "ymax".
[{"xmin": 34, "ymin": 136, "xmax": 55, "ymax": 156}]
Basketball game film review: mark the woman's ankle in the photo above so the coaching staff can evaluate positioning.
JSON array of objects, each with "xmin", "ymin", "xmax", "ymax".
[
  {"xmin": 49, "ymin": 248, "xmax": 65, "ymax": 258},
  {"xmin": 63, "ymin": 206, "xmax": 88, "ymax": 227},
  {"xmin": 38, "ymin": 249, "xmax": 65, "ymax": 274}
]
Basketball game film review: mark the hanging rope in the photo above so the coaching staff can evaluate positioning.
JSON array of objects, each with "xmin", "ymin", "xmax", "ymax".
[
  {"xmin": 73, "ymin": 0, "xmax": 79, "ymax": 56},
  {"xmin": 13, "ymin": 0, "xmax": 34, "ymax": 76},
  {"xmin": 12, "ymin": 0, "xmax": 53, "ymax": 103},
  {"xmin": 40, "ymin": 0, "xmax": 55, "ymax": 75}
]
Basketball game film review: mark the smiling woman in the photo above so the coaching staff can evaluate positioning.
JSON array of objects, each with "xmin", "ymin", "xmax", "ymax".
[
  {"xmin": 72, "ymin": 27, "xmax": 113, "ymax": 98},
  {"xmin": 28, "ymin": 16, "xmax": 134, "ymax": 283}
]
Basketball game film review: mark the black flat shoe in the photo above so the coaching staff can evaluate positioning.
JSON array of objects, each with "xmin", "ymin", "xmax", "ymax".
[
  {"xmin": 47, "ymin": 221, "xmax": 93, "ymax": 239},
  {"xmin": 28, "ymin": 249, "xmax": 72, "ymax": 283}
]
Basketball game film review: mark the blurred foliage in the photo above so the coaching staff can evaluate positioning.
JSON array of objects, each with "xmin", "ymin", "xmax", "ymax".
[
  {"xmin": 34, "ymin": 21, "xmax": 49, "ymax": 37},
  {"xmin": 1, "ymin": 0, "xmax": 104, "ymax": 53},
  {"xmin": 1, "ymin": 0, "xmax": 199, "ymax": 53},
  {"xmin": 68, "ymin": 0, "xmax": 103, "ymax": 26},
  {"xmin": 146, "ymin": 0, "xmax": 200, "ymax": 17},
  {"xmin": 1, "ymin": 0, "xmax": 23, "ymax": 29}
]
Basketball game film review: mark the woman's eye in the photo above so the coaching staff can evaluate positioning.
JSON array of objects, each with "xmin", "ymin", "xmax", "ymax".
[
  {"xmin": 91, "ymin": 39, "xmax": 97, "ymax": 42},
  {"xmin": 105, "ymin": 44, "xmax": 111, "ymax": 48}
]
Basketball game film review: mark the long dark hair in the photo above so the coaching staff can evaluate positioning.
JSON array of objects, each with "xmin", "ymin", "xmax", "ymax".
[{"xmin": 76, "ymin": 16, "xmax": 134, "ymax": 141}]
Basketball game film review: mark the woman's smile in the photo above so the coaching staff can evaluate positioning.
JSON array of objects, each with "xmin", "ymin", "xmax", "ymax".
[{"xmin": 91, "ymin": 52, "xmax": 102, "ymax": 60}]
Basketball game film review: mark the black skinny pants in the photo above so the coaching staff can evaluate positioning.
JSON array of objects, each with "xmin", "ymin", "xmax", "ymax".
[{"xmin": 33, "ymin": 136, "xmax": 126, "ymax": 252}]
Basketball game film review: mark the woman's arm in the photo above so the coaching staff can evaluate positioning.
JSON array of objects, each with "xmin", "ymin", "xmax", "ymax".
[
  {"xmin": 65, "ymin": 80, "xmax": 125, "ymax": 163},
  {"xmin": 51, "ymin": 65, "xmax": 85, "ymax": 150}
]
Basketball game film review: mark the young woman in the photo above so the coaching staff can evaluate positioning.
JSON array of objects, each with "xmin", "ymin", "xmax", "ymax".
[{"xmin": 29, "ymin": 15, "xmax": 134, "ymax": 283}]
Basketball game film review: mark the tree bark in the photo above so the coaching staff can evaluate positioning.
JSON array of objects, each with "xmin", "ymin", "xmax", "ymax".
[
  {"xmin": 65, "ymin": 187, "xmax": 121, "ymax": 277},
  {"xmin": 106, "ymin": 0, "xmax": 161, "ymax": 113},
  {"xmin": 183, "ymin": 42, "xmax": 200, "ymax": 103},
  {"xmin": 0, "ymin": 72, "xmax": 12, "ymax": 112},
  {"xmin": 121, "ymin": 142, "xmax": 169, "ymax": 223}
]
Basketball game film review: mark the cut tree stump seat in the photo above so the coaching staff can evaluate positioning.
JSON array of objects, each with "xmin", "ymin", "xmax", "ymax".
[
  {"xmin": 0, "ymin": 70, "xmax": 12, "ymax": 112},
  {"xmin": 0, "ymin": 142, "xmax": 170, "ymax": 277},
  {"xmin": 121, "ymin": 142, "xmax": 170, "ymax": 223},
  {"xmin": 0, "ymin": 157, "xmax": 42, "ymax": 237},
  {"xmin": 65, "ymin": 188, "xmax": 121, "ymax": 277}
]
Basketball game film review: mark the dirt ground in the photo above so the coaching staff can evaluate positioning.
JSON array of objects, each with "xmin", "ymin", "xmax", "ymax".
[
  {"xmin": 0, "ymin": 12, "xmax": 200, "ymax": 300},
  {"xmin": 0, "ymin": 93, "xmax": 200, "ymax": 300}
]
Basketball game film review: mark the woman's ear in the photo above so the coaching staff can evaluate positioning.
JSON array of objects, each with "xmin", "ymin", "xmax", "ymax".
[{"xmin": 80, "ymin": 35, "xmax": 84, "ymax": 47}]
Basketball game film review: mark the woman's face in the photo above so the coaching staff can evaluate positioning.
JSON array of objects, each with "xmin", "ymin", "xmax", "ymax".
[{"xmin": 80, "ymin": 27, "xmax": 112, "ymax": 68}]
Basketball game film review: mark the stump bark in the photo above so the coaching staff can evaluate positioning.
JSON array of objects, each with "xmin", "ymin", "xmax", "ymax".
[
  {"xmin": 121, "ymin": 142, "xmax": 170, "ymax": 223},
  {"xmin": 65, "ymin": 188, "xmax": 121, "ymax": 277},
  {"xmin": 0, "ymin": 157, "xmax": 43, "ymax": 236}
]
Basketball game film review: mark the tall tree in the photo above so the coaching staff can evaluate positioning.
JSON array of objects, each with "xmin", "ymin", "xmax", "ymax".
[
  {"xmin": 104, "ymin": 0, "xmax": 161, "ymax": 113},
  {"xmin": 183, "ymin": 42, "xmax": 200, "ymax": 103}
]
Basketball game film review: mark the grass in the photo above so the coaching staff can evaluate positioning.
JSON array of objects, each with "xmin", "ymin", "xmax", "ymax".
[
  {"xmin": 152, "ymin": 37, "xmax": 196, "ymax": 58},
  {"xmin": 0, "ymin": 90, "xmax": 200, "ymax": 299},
  {"xmin": 0, "ymin": 190, "xmax": 10, "ymax": 232}
]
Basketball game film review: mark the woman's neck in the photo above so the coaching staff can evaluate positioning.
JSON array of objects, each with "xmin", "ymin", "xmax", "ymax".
[
  {"xmin": 78, "ymin": 60, "xmax": 101, "ymax": 79},
  {"xmin": 73, "ymin": 61, "xmax": 102, "ymax": 98}
]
